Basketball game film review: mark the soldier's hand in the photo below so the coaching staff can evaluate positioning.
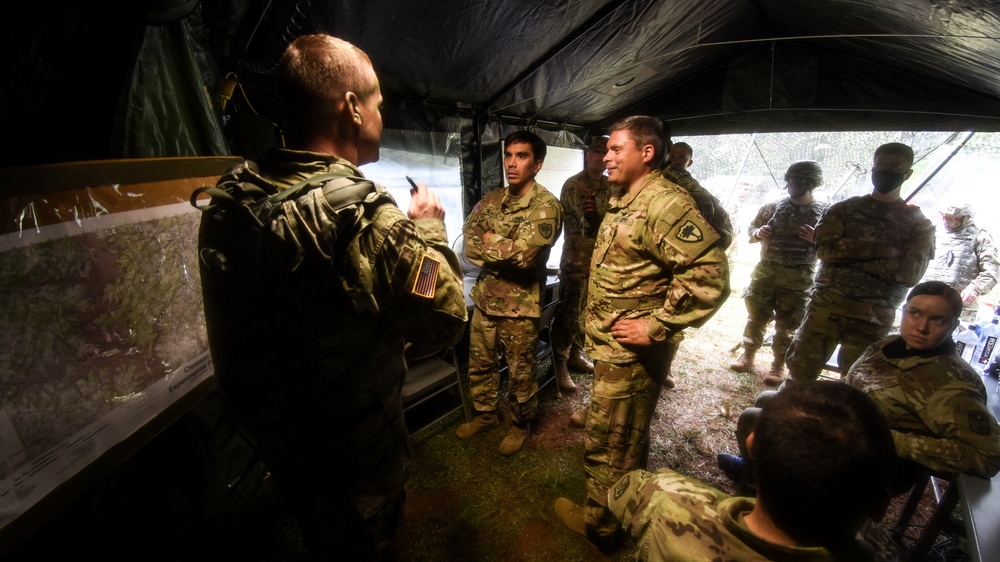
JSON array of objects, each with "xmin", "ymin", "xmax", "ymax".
[
  {"xmin": 611, "ymin": 318, "xmax": 654, "ymax": 348},
  {"xmin": 408, "ymin": 181, "xmax": 446, "ymax": 220},
  {"xmin": 798, "ymin": 224, "xmax": 816, "ymax": 243},
  {"xmin": 961, "ymin": 287, "xmax": 978, "ymax": 305},
  {"xmin": 756, "ymin": 225, "xmax": 773, "ymax": 240},
  {"xmin": 583, "ymin": 191, "xmax": 597, "ymax": 220}
]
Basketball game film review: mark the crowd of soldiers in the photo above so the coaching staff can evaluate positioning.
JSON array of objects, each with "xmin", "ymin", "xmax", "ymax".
[{"xmin": 198, "ymin": 33, "xmax": 1000, "ymax": 562}]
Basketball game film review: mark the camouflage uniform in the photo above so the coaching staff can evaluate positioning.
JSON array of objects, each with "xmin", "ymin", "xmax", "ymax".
[
  {"xmin": 921, "ymin": 219, "xmax": 1000, "ymax": 320},
  {"xmin": 662, "ymin": 166, "xmax": 734, "ymax": 250},
  {"xmin": 200, "ymin": 149, "xmax": 468, "ymax": 559},
  {"xmin": 463, "ymin": 181, "xmax": 562, "ymax": 425},
  {"xmin": 583, "ymin": 171, "xmax": 729, "ymax": 539},
  {"xmin": 786, "ymin": 195, "xmax": 934, "ymax": 380},
  {"xmin": 845, "ymin": 335, "xmax": 1000, "ymax": 479},
  {"xmin": 740, "ymin": 198, "xmax": 828, "ymax": 359},
  {"xmin": 551, "ymin": 170, "xmax": 612, "ymax": 363},
  {"xmin": 609, "ymin": 469, "xmax": 875, "ymax": 561}
]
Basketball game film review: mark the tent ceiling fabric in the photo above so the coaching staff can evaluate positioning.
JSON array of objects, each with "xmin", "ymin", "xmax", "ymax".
[{"xmin": 227, "ymin": 0, "xmax": 1000, "ymax": 133}]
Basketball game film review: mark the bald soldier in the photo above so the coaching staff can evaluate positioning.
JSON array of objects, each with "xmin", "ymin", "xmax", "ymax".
[
  {"xmin": 197, "ymin": 35, "xmax": 467, "ymax": 560},
  {"xmin": 554, "ymin": 116, "xmax": 729, "ymax": 552},
  {"xmin": 731, "ymin": 161, "xmax": 829, "ymax": 385},
  {"xmin": 457, "ymin": 130, "xmax": 563, "ymax": 456}
]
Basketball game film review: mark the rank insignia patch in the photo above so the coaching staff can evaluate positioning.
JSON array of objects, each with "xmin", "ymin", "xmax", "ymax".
[
  {"xmin": 676, "ymin": 220, "xmax": 704, "ymax": 242},
  {"xmin": 412, "ymin": 255, "xmax": 440, "ymax": 298}
]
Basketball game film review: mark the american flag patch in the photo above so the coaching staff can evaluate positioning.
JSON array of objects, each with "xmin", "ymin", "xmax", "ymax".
[{"xmin": 412, "ymin": 255, "xmax": 440, "ymax": 298}]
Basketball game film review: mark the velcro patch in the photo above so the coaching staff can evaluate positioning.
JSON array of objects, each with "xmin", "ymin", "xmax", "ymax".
[
  {"xmin": 412, "ymin": 255, "xmax": 440, "ymax": 298},
  {"xmin": 969, "ymin": 410, "xmax": 992, "ymax": 436},
  {"xmin": 676, "ymin": 220, "xmax": 704, "ymax": 243},
  {"xmin": 613, "ymin": 473, "xmax": 631, "ymax": 500}
]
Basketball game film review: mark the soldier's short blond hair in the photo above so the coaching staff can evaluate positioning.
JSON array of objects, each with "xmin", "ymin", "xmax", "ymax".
[{"xmin": 278, "ymin": 34, "xmax": 378, "ymax": 136}]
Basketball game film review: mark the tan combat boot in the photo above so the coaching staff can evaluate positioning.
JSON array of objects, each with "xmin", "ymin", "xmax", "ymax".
[
  {"xmin": 455, "ymin": 412, "xmax": 499, "ymax": 440},
  {"xmin": 499, "ymin": 424, "xmax": 530, "ymax": 456},
  {"xmin": 762, "ymin": 356, "xmax": 785, "ymax": 386},
  {"xmin": 569, "ymin": 405, "xmax": 588, "ymax": 428},
  {"xmin": 567, "ymin": 344, "xmax": 595, "ymax": 373},
  {"xmin": 555, "ymin": 360, "xmax": 578, "ymax": 393},
  {"xmin": 729, "ymin": 348, "xmax": 757, "ymax": 372}
]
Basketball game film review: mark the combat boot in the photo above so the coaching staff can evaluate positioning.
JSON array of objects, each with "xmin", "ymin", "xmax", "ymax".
[
  {"xmin": 455, "ymin": 412, "xmax": 499, "ymax": 440},
  {"xmin": 567, "ymin": 345, "xmax": 595, "ymax": 373},
  {"xmin": 763, "ymin": 361, "xmax": 785, "ymax": 386},
  {"xmin": 569, "ymin": 405, "xmax": 588, "ymax": 428},
  {"xmin": 554, "ymin": 498, "xmax": 618, "ymax": 553},
  {"xmin": 729, "ymin": 348, "xmax": 757, "ymax": 372},
  {"xmin": 499, "ymin": 423, "xmax": 530, "ymax": 456},
  {"xmin": 555, "ymin": 359, "xmax": 578, "ymax": 393}
]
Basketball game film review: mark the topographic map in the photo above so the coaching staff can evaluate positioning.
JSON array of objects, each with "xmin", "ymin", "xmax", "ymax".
[{"xmin": 0, "ymin": 201, "xmax": 213, "ymax": 531}]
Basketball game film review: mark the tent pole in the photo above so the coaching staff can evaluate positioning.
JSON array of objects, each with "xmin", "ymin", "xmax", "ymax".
[
  {"xmin": 725, "ymin": 132, "xmax": 757, "ymax": 209},
  {"xmin": 905, "ymin": 131, "xmax": 974, "ymax": 203}
]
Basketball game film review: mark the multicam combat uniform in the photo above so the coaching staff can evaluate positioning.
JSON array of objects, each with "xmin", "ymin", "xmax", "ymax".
[
  {"xmin": 739, "ymin": 197, "xmax": 828, "ymax": 360},
  {"xmin": 200, "ymin": 149, "xmax": 468, "ymax": 559},
  {"xmin": 609, "ymin": 469, "xmax": 876, "ymax": 562},
  {"xmin": 662, "ymin": 166, "xmax": 734, "ymax": 250},
  {"xmin": 583, "ymin": 171, "xmax": 729, "ymax": 539},
  {"xmin": 463, "ymin": 181, "xmax": 562, "ymax": 425},
  {"xmin": 786, "ymin": 195, "xmax": 934, "ymax": 380},
  {"xmin": 922, "ymin": 219, "xmax": 1000, "ymax": 320},
  {"xmin": 846, "ymin": 335, "xmax": 1000, "ymax": 479},
  {"xmin": 551, "ymin": 170, "xmax": 612, "ymax": 363}
]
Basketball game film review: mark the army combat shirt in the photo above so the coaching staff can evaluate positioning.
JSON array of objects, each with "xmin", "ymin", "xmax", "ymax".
[
  {"xmin": 464, "ymin": 181, "xmax": 562, "ymax": 318},
  {"xmin": 559, "ymin": 170, "xmax": 612, "ymax": 276},
  {"xmin": 812, "ymin": 195, "xmax": 934, "ymax": 324},
  {"xmin": 610, "ymin": 469, "xmax": 874, "ymax": 562},
  {"xmin": 846, "ymin": 335, "xmax": 1000, "ymax": 479},
  {"xmin": 587, "ymin": 172, "xmax": 729, "ymax": 363}
]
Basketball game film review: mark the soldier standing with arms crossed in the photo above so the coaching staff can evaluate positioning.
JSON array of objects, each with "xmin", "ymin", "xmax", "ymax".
[
  {"xmin": 457, "ymin": 131, "xmax": 563, "ymax": 456},
  {"xmin": 554, "ymin": 116, "xmax": 729, "ymax": 551}
]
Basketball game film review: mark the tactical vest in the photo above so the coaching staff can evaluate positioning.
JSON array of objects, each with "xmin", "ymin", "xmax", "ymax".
[
  {"xmin": 192, "ymin": 162, "xmax": 395, "ymax": 411},
  {"xmin": 923, "ymin": 222, "xmax": 983, "ymax": 290},
  {"xmin": 761, "ymin": 198, "xmax": 826, "ymax": 266}
]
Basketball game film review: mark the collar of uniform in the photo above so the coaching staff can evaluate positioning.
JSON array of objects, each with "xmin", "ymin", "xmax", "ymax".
[
  {"xmin": 881, "ymin": 334, "xmax": 956, "ymax": 360},
  {"xmin": 502, "ymin": 180, "xmax": 541, "ymax": 211},
  {"xmin": 266, "ymin": 147, "xmax": 363, "ymax": 183},
  {"xmin": 616, "ymin": 170, "xmax": 661, "ymax": 208}
]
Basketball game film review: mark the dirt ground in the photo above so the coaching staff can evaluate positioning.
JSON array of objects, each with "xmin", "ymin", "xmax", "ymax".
[{"xmin": 389, "ymin": 270, "xmax": 969, "ymax": 561}]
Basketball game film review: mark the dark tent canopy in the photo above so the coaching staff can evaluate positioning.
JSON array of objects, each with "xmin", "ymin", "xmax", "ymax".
[{"xmin": 4, "ymin": 0, "xmax": 1000, "ymax": 168}]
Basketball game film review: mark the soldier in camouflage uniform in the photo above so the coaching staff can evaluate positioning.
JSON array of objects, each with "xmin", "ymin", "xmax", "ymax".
[
  {"xmin": 613, "ymin": 382, "xmax": 896, "ymax": 561},
  {"xmin": 662, "ymin": 141, "xmax": 734, "ymax": 251},
  {"xmin": 552, "ymin": 135, "xmax": 612, "ymax": 394},
  {"xmin": 785, "ymin": 142, "xmax": 935, "ymax": 381},
  {"xmin": 554, "ymin": 116, "xmax": 729, "ymax": 552},
  {"xmin": 920, "ymin": 203, "xmax": 1000, "ymax": 321},
  {"xmin": 724, "ymin": 281, "xmax": 1000, "ymax": 493},
  {"xmin": 457, "ymin": 130, "xmax": 563, "ymax": 456},
  {"xmin": 846, "ymin": 281, "xmax": 1000, "ymax": 480},
  {"xmin": 731, "ymin": 161, "xmax": 828, "ymax": 385},
  {"xmin": 198, "ymin": 35, "xmax": 468, "ymax": 561}
]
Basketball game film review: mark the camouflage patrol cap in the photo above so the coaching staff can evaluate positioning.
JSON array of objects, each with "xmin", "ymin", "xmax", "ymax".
[{"xmin": 785, "ymin": 160, "xmax": 823, "ymax": 185}]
